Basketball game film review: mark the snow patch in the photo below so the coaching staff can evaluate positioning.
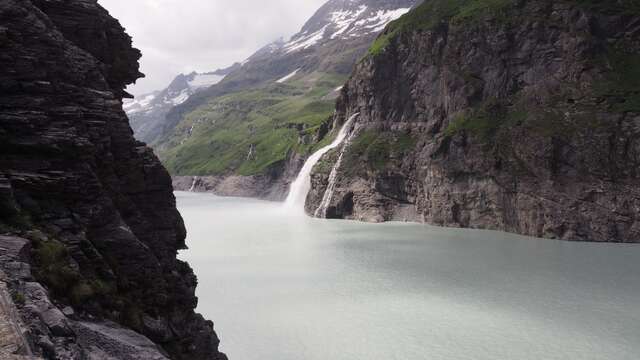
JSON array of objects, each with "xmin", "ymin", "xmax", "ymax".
[
  {"xmin": 276, "ymin": 68, "xmax": 301, "ymax": 83},
  {"xmin": 170, "ymin": 89, "xmax": 190, "ymax": 105},
  {"xmin": 329, "ymin": 5, "xmax": 368, "ymax": 39},
  {"xmin": 356, "ymin": 8, "xmax": 412, "ymax": 33},
  {"xmin": 284, "ymin": 25, "xmax": 328, "ymax": 53},
  {"xmin": 188, "ymin": 74, "xmax": 224, "ymax": 89},
  {"xmin": 123, "ymin": 94, "xmax": 156, "ymax": 114}
]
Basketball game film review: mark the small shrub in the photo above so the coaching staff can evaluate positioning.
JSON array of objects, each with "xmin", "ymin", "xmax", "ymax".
[
  {"xmin": 70, "ymin": 282, "xmax": 95, "ymax": 306},
  {"xmin": 444, "ymin": 98, "xmax": 529, "ymax": 141},
  {"xmin": 0, "ymin": 211, "xmax": 33, "ymax": 233},
  {"xmin": 594, "ymin": 46, "xmax": 640, "ymax": 112},
  {"xmin": 12, "ymin": 292, "xmax": 26, "ymax": 306},
  {"xmin": 121, "ymin": 303, "xmax": 144, "ymax": 331},
  {"xmin": 32, "ymin": 240, "xmax": 81, "ymax": 299},
  {"xmin": 90, "ymin": 279, "xmax": 114, "ymax": 297}
]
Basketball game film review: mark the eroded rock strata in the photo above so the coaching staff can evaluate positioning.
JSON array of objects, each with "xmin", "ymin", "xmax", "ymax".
[
  {"xmin": 0, "ymin": 0, "xmax": 226, "ymax": 358},
  {"xmin": 308, "ymin": 1, "xmax": 640, "ymax": 242}
]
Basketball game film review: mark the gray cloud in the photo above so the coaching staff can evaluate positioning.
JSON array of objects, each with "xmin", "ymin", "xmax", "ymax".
[{"xmin": 98, "ymin": 0, "xmax": 326, "ymax": 95}]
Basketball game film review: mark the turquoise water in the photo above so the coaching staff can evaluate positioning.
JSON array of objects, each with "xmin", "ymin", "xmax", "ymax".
[{"xmin": 177, "ymin": 191, "xmax": 640, "ymax": 360}]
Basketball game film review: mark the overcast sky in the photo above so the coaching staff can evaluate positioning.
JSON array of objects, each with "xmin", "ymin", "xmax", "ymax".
[{"xmin": 98, "ymin": 0, "xmax": 326, "ymax": 96}]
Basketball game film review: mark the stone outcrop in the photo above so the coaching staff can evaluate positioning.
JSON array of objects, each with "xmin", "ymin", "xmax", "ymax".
[
  {"xmin": 307, "ymin": 0, "xmax": 640, "ymax": 242},
  {"xmin": 172, "ymin": 152, "xmax": 305, "ymax": 201},
  {"xmin": 0, "ymin": 0, "xmax": 226, "ymax": 358}
]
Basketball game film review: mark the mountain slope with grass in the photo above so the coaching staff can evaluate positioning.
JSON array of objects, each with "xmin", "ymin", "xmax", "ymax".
[
  {"xmin": 305, "ymin": 0, "xmax": 640, "ymax": 242},
  {"xmin": 150, "ymin": 0, "xmax": 420, "ymax": 199}
]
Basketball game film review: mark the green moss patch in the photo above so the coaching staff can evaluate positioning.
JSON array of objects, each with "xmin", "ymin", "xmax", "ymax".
[
  {"xmin": 32, "ymin": 239, "xmax": 114, "ymax": 308},
  {"xmin": 595, "ymin": 46, "xmax": 640, "ymax": 112},
  {"xmin": 444, "ymin": 98, "xmax": 527, "ymax": 141},
  {"xmin": 343, "ymin": 130, "xmax": 417, "ymax": 175}
]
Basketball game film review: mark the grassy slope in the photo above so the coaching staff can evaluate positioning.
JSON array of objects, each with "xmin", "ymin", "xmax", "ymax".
[{"xmin": 158, "ymin": 72, "xmax": 347, "ymax": 176}]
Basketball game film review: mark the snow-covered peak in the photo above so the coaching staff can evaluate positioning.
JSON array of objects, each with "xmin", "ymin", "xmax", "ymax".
[
  {"xmin": 124, "ymin": 70, "xmax": 228, "ymax": 115},
  {"xmin": 122, "ymin": 92, "xmax": 158, "ymax": 114},
  {"xmin": 352, "ymin": 7, "xmax": 411, "ymax": 33},
  {"xmin": 243, "ymin": 38, "xmax": 286, "ymax": 64},
  {"xmin": 281, "ymin": 0, "xmax": 416, "ymax": 54},
  {"xmin": 284, "ymin": 25, "xmax": 329, "ymax": 53},
  {"xmin": 188, "ymin": 73, "xmax": 225, "ymax": 90}
]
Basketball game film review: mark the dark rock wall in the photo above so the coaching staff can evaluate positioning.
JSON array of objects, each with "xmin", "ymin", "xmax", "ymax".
[
  {"xmin": 0, "ymin": 0, "xmax": 226, "ymax": 358},
  {"xmin": 308, "ymin": 1, "xmax": 640, "ymax": 242}
]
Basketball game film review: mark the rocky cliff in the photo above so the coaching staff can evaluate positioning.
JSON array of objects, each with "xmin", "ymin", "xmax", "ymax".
[
  {"xmin": 0, "ymin": 0, "xmax": 226, "ymax": 358},
  {"xmin": 307, "ymin": 0, "xmax": 640, "ymax": 242}
]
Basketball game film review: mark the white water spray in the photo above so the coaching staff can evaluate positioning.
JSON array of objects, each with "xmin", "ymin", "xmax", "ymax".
[
  {"xmin": 284, "ymin": 113, "xmax": 358, "ymax": 212},
  {"xmin": 189, "ymin": 176, "xmax": 199, "ymax": 192},
  {"xmin": 313, "ymin": 124, "xmax": 358, "ymax": 217}
]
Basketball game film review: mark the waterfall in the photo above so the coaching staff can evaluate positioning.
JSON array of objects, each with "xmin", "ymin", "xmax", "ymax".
[
  {"xmin": 284, "ymin": 113, "xmax": 358, "ymax": 212},
  {"xmin": 313, "ymin": 124, "xmax": 357, "ymax": 217},
  {"xmin": 189, "ymin": 176, "xmax": 199, "ymax": 192}
]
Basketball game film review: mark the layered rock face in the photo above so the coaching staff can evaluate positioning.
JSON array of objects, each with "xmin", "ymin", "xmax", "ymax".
[
  {"xmin": 308, "ymin": 1, "xmax": 640, "ymax": 242},
  {"xmin": 0, "ymin": 0, "xmax": 226, "ymax": 358}
]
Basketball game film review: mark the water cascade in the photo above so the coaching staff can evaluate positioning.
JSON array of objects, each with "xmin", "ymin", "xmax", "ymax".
[
  {"xmin": 189, "ymin": 176, "xmax": 199, "ymax": 192},
  {"xmin": 284, "ymin": 113, "xmax": 359, "ymax": 212},
  {"xmin": 313, "ymin": 123, "xmax": 358, "ymax": 217}
]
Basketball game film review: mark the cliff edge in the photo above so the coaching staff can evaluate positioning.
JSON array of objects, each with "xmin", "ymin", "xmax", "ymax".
[
  {"xmin": 0, "ymin": 0, "xmax": 226, "ymax": 358},
  {"xmin": 308, "ymin": 0, "xmax": 640, "ymax": 242}
]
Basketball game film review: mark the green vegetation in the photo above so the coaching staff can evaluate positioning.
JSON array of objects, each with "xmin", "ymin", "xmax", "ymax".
[
  {"xmin": 576, "ymin": 0, "xmax": 640, "ymax": 14},
  {"xmin": 70, "ymin": 282, "xmax": 94, "ymax": 305},
  {"xmin": 343, "ymin": 130, "xmax": 417, "ymax": 175},
  {"xmin": 32, "ymin": 239, "xmax": 114, "ymax": 307},
  {"xmin": 443, "ymin": 96, "xmax": 596, "ymax": 142},
  {"xmin": 369, "ymin": 0, "xmax": 640, "ymax": 56},
  {"xmin": 158, "ymin": 72, "xmax": 347, "ymax": 176},
  {"xmin": 0, "ymin": 211, "xmax": 32, "ymax": 234},
  {"xmin": 596, "ymin": 47, "xmax": 640, "ymax": 112},
  {"xmin": 11, "ymin": 292, "xmax": 25, "ymax": 306},
  {"xmin": 444, "ymin": 98, "xmax": 527, "ymax": 141},
  {"xmin": 33, "ymin": 240, "xmax": 79, "ymax": 293},
  {"xmin": 313, "ymin": 149, "xmax": 339, "ymax": 174},
  {"xmin": 369, "ymin": 0, "xmax": 513, "ymax": 56},
  {"xmin": 122, "ymin": 303, "xmax": 144, "ymax": 331}
]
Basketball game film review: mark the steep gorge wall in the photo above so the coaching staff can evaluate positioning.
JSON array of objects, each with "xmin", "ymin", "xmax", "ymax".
[
  {"xmin": 308, "ymin": 0, "xmax": 640, "ymax": 242},
  {"xmin": 0, "ymin": 0, "xmax": 226, "ymax": 358}
]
